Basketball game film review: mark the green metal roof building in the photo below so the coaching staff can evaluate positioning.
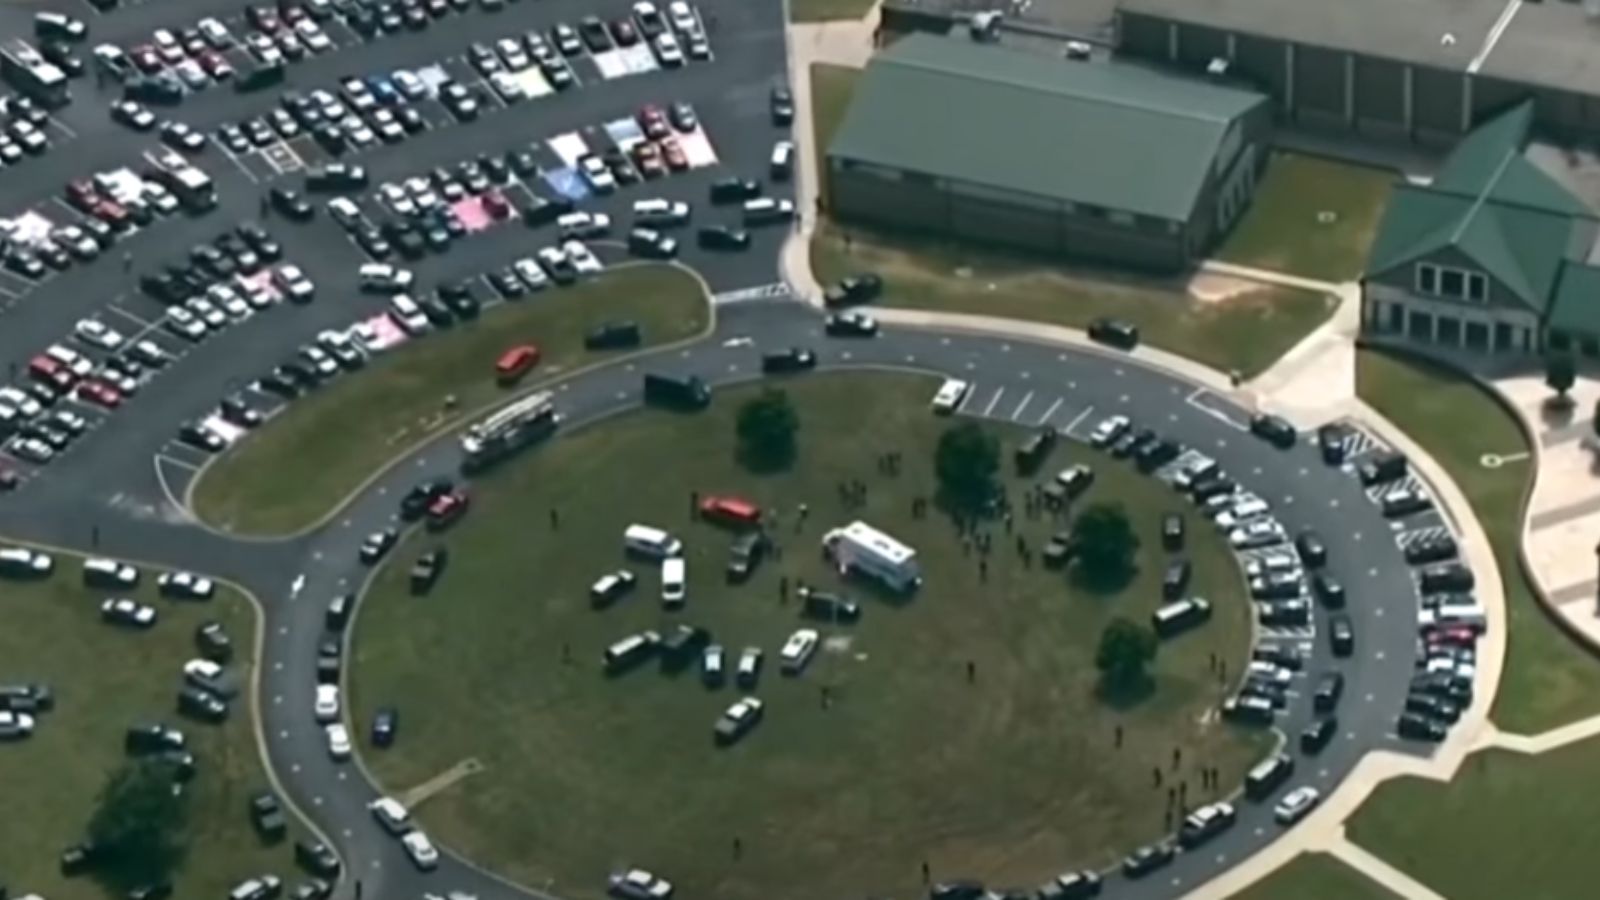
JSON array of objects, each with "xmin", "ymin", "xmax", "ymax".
[
  {"xmin": 1362, "ymin": 101, "xmax": 1600, "ymax": 355},
  {"xmin": 824, "ymin": 33, "xmax": 1272, "ymax": 271}
]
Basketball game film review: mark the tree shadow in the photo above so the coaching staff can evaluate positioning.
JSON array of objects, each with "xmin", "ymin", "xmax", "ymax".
[
  {"xmin": 1542, "ymin": 394, "xmax": 1577, "ymax": 426},
  {"xmin": 1095, "ymin": 674, "xmax": 1155, "ymax": 710},
  {"xmin": 1070, "ymin": 559, "xmax": 1138, "ymax": 596},
  {"xmin": 735, "ymin": 444, "xmax": 796, "ymax": 476}
]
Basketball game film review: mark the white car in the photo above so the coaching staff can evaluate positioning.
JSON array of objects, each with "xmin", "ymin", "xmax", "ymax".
[
  {"xmin": 1274, "ymin": 785, "xmax": 1321, "ymax": 825},
  {"xmin": 1230, "ymin": 519, "xmax": 1286, "ymax": 549},
  {"xmin": 46, "ymin": 344, "xmax": 93, "ymax": 378},
  {"xmin": 301, "ymin": 346, "xmax": 338, "ymax": 377},
  {"xmin": 187, "ymin": 297, "xmax": 227, "ymax": 329},
  {"xmin": 1088, "ymin": 414, "xmax": 1130, "ymax": 446},
  {"xmin": 931, "ymin": 378, "xmax": 970, "ymax": 414},
  {"xmin": 183, "ymin": 658, "xmax": 224, "ymax": 687},
  {"xmin": 512, "ymin": 257, "xmax": 549, "ymax": 290},
  {"xmin": 563, "ymin": 241, "xmax": 603, "ymax": 275},
  {"xmin": 779, "ymin": 628, "xmax": 819, "ymax": 674},
  {"xmin": 112, "ymin": 99, "xmax": 157, "ymax": 130},
  {"xmin": 276, "ymin": 264, "xmax": 315, "ymax": 301},
  {"xmin": 654, "ymin": 32, "xmax": 684, "ymax": 66},
  {"xmin": 11, "ymin": 437, "xmax": 53, "ymax": 464},
  {"xmin": 296, "ymin": 20, "xmax": 333, "ymax": 52},
  {"xmin": 153, "ymin": 29, "xmax": 184, "ymax": 62},
  {"xmin": 496, "ymin": 37, "xmax": 529, "ymax": 70},
  {"xmin": 668, "ymin": 0, "xmax": 697, "ymax": 32},
  {"xmin": 143, "ymin": 181, "xmax": 180, "ymax": 215},
  {"xmin": 328, "ymin": 196, "xmax": 364, "ymax": 230},
  {"xmin": 102, "ymin": 597, "xmax": 157, "ymax": 627},
  {"xmin": 633, "ymin": 198, "xmax": 690, "ymax": 227},
  {"xmin": 610, "ymin": 868, "xmax": 673, "ymax": 899},
  {"xmin": 379, "ymin": 182, "xmax": 415, "ymax": 216},
  {"xmin": 159, "ymin": 570, "xmax": 214, "ymax": 600},
  {"xmin": 370, "ymin": 797, "xmax": 413, "ymax": 835},
  {"xmin": 0, "ymin": 710, "xmax": 35, "ymax": 739},
  {"xmin": 93, "ymin": 366, "xmax": 138, "ymax": 395},
  {"xmin": 198, "ymin": 17, "xmax": 231, "ymax": 47},
  {"xmin": 325, "ymin": 722, "xmax": 351, "ymax": 760},
  {"xmin": 393, "ymin": 70, "xmax": 427, "ymax": 100},
  {"xmin": 0, "ymin": 546, "xmax": 53, "ymax": 575},
  {"xmin": 242, "ymin": 282, "xmax": 275, "ymax": 310},
  {"xmin": 247, "ymin": 34, "xmax": 283, "ymax": 65},
  {"xmin": 579, "ymin": 155, "xmax": 616, "ymax": 193},
  {"xmin": 557, "ymin": 211, "xmax": 611, "ymax": 239},
  {"xmin": 166, "ymin": 306, "xmax": 207, "ymax": 340},
  {"xmin": 317, "ymin": 330, "xmax": 364, "ymax": 367},
  {"xmin": 0, "ymin": 387, "xmax": 42, "ymax": 418},
  {"xmin": 488, "ymin": 73, "xmax": 524, "ymax": 103},
  {"xmin": 401, "ymin": 831, "xmax": 439, "ymax": 870},
  {"xmin": 314, "ymin": 684, "xmax": 341, "ymax": 723},
  {"xmin": 209, "ymin": 285, "xmax": 251, "ymax": 319},
  {"xmin": 359, "ymin": 263, "xmax": 414, "ymax": 292}
]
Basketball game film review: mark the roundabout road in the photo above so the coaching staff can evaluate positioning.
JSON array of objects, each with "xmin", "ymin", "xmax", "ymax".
[{"xmin": 144, "ymin": 297, "xmax": 1426, "ymax": 900}]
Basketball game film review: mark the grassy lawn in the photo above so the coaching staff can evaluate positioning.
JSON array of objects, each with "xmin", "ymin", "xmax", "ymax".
[
  {"xmin": 0, "ymin": 561, "xmax": 291, "ymax": 899},
  {"xmin": 191, "ymin": 266, "xmax": 710, "ymax": 536},
  {"xmin": 810, "ymin": 62, "xmax": 861, "ymax": 177},
  {"xmin": 812, "ymin": 224, "xmax": 1336, "ymax": 378},
  {"xmin": 1355, "ymin": 349, "xmax": 1600, "ymax": 733},
  {"xmin": 790, "ymin": 0, "xmax": 877, "ymax": 23},
  {"xmin": 351, "ymin": 373, "xmax": 1268, "ymax": 900},
  {"xmin": 1348, "ymin": 740, "xmax": 1600, "ymax": 900},
  {"xmin": 1232, "ymin": 853, "xmax": 1398, "ymax": 900},
  {"xmin": 1217, "ymin": 153, "xmax": 1396, "ymax": 282}
]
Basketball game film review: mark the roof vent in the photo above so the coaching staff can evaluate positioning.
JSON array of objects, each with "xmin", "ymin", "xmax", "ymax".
[
  {"xmin": 970, "ymin": 11, "xmax": 1003, "ymax": 41},
  {"xmin": 1440, "ymin": 32, "xmax": 1457, "ymax": 46},
  {"xmin": 1206, "ymin": 57, "xmax": 1230, "ymax": 78}
]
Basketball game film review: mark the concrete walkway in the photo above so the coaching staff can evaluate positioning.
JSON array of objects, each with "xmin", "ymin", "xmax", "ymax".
[{"xmin": 775, "ymin": 13, "xmax": 1522, "ymax": 900}]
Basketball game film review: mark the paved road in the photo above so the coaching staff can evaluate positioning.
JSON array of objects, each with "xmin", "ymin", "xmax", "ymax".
[{"xmin": 0, "ymin": 1, "xmax": 1445, "ymax": 898}]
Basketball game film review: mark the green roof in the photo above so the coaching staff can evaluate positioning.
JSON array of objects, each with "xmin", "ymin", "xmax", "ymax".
[
  {"xmin": 827, "ymin": 33, "xmax": 1266, "ymax": 221},
  {"xmin": 1366, "ymin": 101, "xmax": 1597, "ymax": 313},
  {"xmin": 1551, "ymin": 263, "xmax": 1600, "ymax": 334}
]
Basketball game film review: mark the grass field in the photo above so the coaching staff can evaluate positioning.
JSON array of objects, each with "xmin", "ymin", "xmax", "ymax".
[
  {"xmin": 1348, "ymin": 739, "xmax": 1600, "ymax": 900},
  {"xmin": 1217, "ymin": 154, "xmax": 1396, "ymax": 282},
  {"xmin": 1355, "ymin": 349, "xmax": 1600, "ymax": 733},
  {"xmin": 810, "ymin": 63, "xmax": 860, "ymax": 176},
  {"xmin": 789, "ymin": 0, "xmax": 877, "ymax": 22},
  {"xmin": 191, "ymin": 266, "xmax": 710, "ymax": 536},
  {"xmin": 0, "ymin": 560, "xmax": 290, "ymax": 899},
  {"xmin": 350, "ymin": 373, "xmax": 1268, "ymax": 900},
  {"xmin": 1232, "ymin": 853, "xmax": 1398, "ymax": 900},
  {"xmin": 811, "ymin": 225, "xmax": 1336, "ymax": 378}
]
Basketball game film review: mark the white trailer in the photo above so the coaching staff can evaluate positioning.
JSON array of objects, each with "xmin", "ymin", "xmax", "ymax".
[{"xmin": 821, "ymin": 521, "xmax": 922, "ymax": 592}]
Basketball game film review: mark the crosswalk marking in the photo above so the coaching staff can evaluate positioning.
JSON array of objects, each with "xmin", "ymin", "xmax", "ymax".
[{"xmin": 712, "ymin": 282, "xmax": 791, "ymax": 305}]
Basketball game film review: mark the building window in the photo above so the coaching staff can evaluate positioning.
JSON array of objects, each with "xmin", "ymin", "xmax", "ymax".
[
  {"xmin": 1439, "ymin": 269, "xmax": 1464, "ymax": 298},
  {"xmin": 1417, "ymin": 264, "xmax": 1438, "ymax": 294},
  {"xmin": 1080, "ymin": 204, "xmax": 1105, "ymax": 219},
  {"xmin": 1467, "ymin": 273, "xmax": 1486, "ymax": 302},
  {"xmin": 1108, "ymin": 210, "xmax": 1135, "ymax": 227}
]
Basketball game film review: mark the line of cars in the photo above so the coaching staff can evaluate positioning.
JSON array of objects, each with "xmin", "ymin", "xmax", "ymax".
[
  {"xmin": 0, "ymin": 164, "xmax": 187, "ymax": 289},
  {"xmin": 218, "ymin": 66, "xmax": 458, "ymax": 162}
]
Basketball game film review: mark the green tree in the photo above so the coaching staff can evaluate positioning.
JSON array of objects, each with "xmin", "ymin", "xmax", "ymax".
[
  {"xmin": 86, "ymin": 758, "xmax": 189, "ymax": 890},
  {"xmin": 735, "ymin": 388, "xmax": 799, "ymax": 471},
  {"xmin": 1547, "ymin": 355, "xmax": 1577, "ymax": 401},
  {"xmin": 1071, "ymin": 502, "xmax": 1140, "ymax": 590},
  {"xmin": 934, "ymin": 422, "xmax": 1000, "ymax": 511},
  {"xmin": 1095, "ymin": 617, "xmax": 1158, "ymax": 696}
]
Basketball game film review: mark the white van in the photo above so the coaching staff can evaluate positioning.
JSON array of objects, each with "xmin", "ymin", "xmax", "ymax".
[
  {"xmin": 387, "ymin": 294, "xmax": 429, "ymax": 335},
  {"xmin": 624, "ymin": 524, "xmax": 683, "ymax": 559},
  {"xmin": 1427, "ymin": 603, "xmax": 1487, "ymax": 633},
  {"xmin": 359, "ymin": 262, "xmax": 413, "ymax": 293},
  {"xmin": 661, "ymin": 557, "xmax": 686, "ymax": 608},
  {"xmin": 779, "ymin": 628, "xmax": 819, "ymax": 674},
  {"xmin": 742, "ymin": 197, "xmax": 795, "ymax": 225}
]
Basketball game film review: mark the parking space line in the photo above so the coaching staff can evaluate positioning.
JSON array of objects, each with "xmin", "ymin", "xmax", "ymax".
[
  {"xmin": 981, "ymin": 386, "xmax": 1005, "ymax": 416},
  {"xmin": 1010, "ymin": 390, "xmax": 1033, "ymax": 422},
  {"xmin": 1062, "ymin": 405, "xmax": 1095, "ymax": 438},
  {"xmin": 1034, "ymin": 396, "xmax": 1063, "ymax": 426},
  {"xmin": 106, "ymin": 304, "xmax": 159, "ymax": 330},
  {"xmin": 216, "ymin": 144, "xmax": 262, "ymax": 184}
]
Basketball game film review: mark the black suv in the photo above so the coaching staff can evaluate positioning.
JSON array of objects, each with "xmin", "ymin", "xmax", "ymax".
[
  {"xmin": 1249, "ymin": 413, "xmax": 1297, "ymax": 448},
  {"xmin": 1087, "ymin": 317, "xmax": 1139, "ymax": 350},
  {"xmin": 585, "ymin": 320, "xmax": 641, "ymax": 350}
]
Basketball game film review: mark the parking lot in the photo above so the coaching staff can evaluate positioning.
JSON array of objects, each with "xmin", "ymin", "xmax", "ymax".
[{"xmin": 0, "ymin": 0, "xmax": 790, "ymax": 500}]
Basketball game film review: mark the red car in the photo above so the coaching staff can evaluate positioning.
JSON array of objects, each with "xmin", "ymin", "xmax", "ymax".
[
  {"xmin": 481, "ymin": 190, "xmax": 510, "ymax": 219},
  {"xmin": 197, "ymin": 48, "xmax": 233, "ymax": 79},
  {"xmin": 699, "ymin": 495, "xmax": 761, "ymax": 528},
  {"xmin": 636, "ymin": 105, "xmax": 670, "ymax": 140},
  {"xmin": 76, "ymin": 378, "xmax": 123, "ymax": 409},
  {"xmin": 426, "ymin": 490, "xmax": 470, "ymax": 530},
  {"xmin": 28, "ymin": 355, "xmax": 73, "ymax": 390},
  {"xmin": 495, "ymin": 345, "xmax": 540, "ymax": 384},
  {"xmin": 65, "ymin": 179, "xmax": 100, "ymax": 213},
  {"xmin": 1426, "ymin": 626, "xmax": 1479, "ymax": 649},
  {"xmin": 660, "ymin": 137, "xmax": 688, "ymax": 171},
  {"xmin": 93, "ymin": 200, "xmax": 132, "ymax": 229},
  {"xmin": 130, "ymin": 45, "xmax": 164, "ymax": 74}
]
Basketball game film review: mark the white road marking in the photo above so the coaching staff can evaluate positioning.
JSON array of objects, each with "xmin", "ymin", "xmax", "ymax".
[
  {"xmin": 1011, "ymin": 391, "xmax": 1032, "ymax": 421},
  {"xmin": 1036, "ymin": 397, "xmax": 1063, "ymax": 425},
  {"xmin": 981, "ymin": 386, "xmax": 1005, "ymax": 416}
]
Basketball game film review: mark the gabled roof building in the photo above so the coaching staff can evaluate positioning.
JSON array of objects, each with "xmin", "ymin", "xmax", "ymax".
[{"xmin": 1362, "ymin": 101, "xmax": 1600, "ymax": 355}]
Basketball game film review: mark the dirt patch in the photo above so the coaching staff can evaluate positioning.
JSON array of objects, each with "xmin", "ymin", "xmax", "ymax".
[{"xmin": 1186, "ymin": 272, "xmax": 1263, "ymax": 305}]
